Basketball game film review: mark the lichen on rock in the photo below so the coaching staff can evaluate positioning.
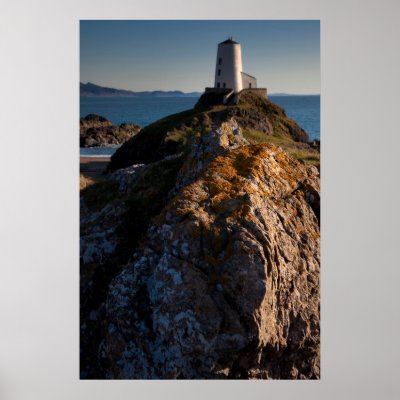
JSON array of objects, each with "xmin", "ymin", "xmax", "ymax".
[{"xmin": 80, "ymin": 115, "xmax": 320, "ymax": 379}]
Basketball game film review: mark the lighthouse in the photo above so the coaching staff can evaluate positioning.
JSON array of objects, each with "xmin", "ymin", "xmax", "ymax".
[
  {"xmin": 203, "ymin": 38, "xmax": 266, "ymax": 104},
  {"xmin": 214, "ymin": 37, "xmax": 257, "ymax": 93}
]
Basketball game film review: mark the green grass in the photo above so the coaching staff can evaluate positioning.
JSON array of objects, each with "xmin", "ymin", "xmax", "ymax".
[
  {"xmin": 164, "ymin": 115, "xmax": 212, "ymax": 146},
  {"xmin": 243, "ymin": 128, "xmax": 291, "ymax": 146},
  {"xmin": 108, "ymin": 106, "xmax": 214, "ymax": 171},
  {"xmin": 242, "ymin": 127, "xmax": 320, "ymax": 167},
  {"xmin": 81, "ymin": 179, "xmax": 120, "ymax": 212},
  {"xmin": 110, "ymin": 91, "xmax": 313, "ymax": 172},
  {"xmin": 287, "ymin": 149, "xmax": 320, "ymax": 166}
]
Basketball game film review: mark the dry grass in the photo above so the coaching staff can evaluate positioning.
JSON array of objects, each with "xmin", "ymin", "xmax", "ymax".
[{"xmin": 80, "ymin": 174, "xmax": 98, "ymax": 190}]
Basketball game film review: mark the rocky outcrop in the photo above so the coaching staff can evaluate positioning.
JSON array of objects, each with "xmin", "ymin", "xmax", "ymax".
[
  {"xmin": 108, "ymin": 92, "xmax": 314, "ymax": 173},
  {"xmin": 80, "ymin": 117, "xmax": 320, "ymax": 379},
  {"xmin": 232, "ymin": 92, "xmax": 308, "ymax": 142},
  {"xmin": 80, "ymin": 114, "xmax": 140, "ymax": 147}
]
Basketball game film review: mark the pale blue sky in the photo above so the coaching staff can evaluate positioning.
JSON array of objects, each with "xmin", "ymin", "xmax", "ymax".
[{"xmin": 80, "ymin": 20, "xmax": 320, "ymax": 94}]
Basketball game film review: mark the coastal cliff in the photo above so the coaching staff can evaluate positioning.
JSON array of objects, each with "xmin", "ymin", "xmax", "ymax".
[{"xmin": 80, "ymin": 92, "xmax": 320, "ymax": 379}]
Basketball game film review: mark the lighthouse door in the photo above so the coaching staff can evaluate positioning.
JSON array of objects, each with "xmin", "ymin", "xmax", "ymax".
[{"xmin": 223, "ymin": 82, "xmax": 226, "ymax": 88}]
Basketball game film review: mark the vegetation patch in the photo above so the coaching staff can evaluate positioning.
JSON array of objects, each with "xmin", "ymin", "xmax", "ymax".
[
  {"xmin": 80, "ymin": 174, "xmax": 98, "ymax": 190},
  {"xmin": 108, "ymin": 90, "xmax": 318, "ymax": 173},
  {"xmin": 81, "ymin": 178, "xmax": 120, "ymax": 212},
  {"xmin": 108, "ymin": 108, "xmax": 212, "ymax": 171},
  {"xmin": 242, "ymin": 128, "xmax": 320, "ymax": 168},
  {"xmin": 235, "ymin": 91, "xmax": 309, "ymax": 142}
]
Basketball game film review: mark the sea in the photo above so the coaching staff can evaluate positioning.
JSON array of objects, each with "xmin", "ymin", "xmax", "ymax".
[{"xmin": 80, "ymin": 95, "xmax": 320, "ymax": 156}]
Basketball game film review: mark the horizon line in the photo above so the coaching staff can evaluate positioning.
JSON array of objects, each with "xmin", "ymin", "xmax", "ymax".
[{"xmin": 80, "ymin": 82, "xmax": 320, "ymax": 96}]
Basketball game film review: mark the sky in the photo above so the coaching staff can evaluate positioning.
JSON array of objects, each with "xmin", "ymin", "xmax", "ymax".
[{"xmin": 80, "ymin": 20, "xmax": 320, "ymax": 95}]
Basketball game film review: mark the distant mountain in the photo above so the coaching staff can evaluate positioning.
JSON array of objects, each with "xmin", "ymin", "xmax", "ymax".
[
  {"xmin": 80, "ymin": 82, "xmax": 201, "ymax": 97},
  {"xmin": 269, "ymin": 93, "xmax": 320, "ymax": 96}
]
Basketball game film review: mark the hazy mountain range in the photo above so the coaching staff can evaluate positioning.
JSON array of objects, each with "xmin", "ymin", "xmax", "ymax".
[
  {"xmin": 80, "ymin": 82, "xmax": 201, "ymax": 97},
  {"xmin": 80, "ymin": 82, "xmax": 319, "ymax": 97}
]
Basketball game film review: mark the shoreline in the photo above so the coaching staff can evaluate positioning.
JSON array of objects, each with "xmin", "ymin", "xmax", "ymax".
[
  {"xmin": 80, "ymin": 156, "xmax": 110, "ymax": 178},
  {"xmin": 80, "ymin": 154, "xmax": 113, "ymax": 159},
  {"xmin": 80, "ymin": 155, "xmax": 110, "ymax": 162}
]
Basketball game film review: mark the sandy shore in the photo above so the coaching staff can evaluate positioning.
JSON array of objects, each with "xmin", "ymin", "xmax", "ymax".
[{"xmin": 80, "ymin": 156, "xmax": 110, "ymax": 178}]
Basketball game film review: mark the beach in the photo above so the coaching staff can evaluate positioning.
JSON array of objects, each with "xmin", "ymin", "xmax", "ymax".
[{"xmin": 80, "ymin": 155, "xmax": 110, "ymax": 178}]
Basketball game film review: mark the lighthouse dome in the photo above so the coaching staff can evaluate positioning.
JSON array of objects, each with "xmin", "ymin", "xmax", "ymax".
[{"xmin": 219, "ymin": 38, "xmax": 239, "ymax": 45}]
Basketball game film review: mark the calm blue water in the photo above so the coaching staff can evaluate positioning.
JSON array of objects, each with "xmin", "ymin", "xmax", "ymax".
[
  {"xmin": 80, "ymin": 97, "xmax": 199, "ymax": 128},
  {"xmin": 80, "ymin": 95, "xmax": 320, "ymax": 155},
  {"xmin": 80, "ymin": 146, "xmax": 121, "ymax": 156},
  {"xmin": 270, "ymin": 95, "xmax": 320, "ymax": 141}
]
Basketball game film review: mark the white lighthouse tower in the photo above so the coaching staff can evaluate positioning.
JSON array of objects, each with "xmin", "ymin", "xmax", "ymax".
[
  {"xmin": 204, "ymin": 38, "xmax": 265, "ymax": 103},
  {"xmin": 214, "ymin": 38, "xmax": 243, "ymax": 93}
]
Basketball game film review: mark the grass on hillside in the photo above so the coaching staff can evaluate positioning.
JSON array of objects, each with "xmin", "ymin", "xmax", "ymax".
[
  {"xmin": 242, "ymin": 128, "xmax": 320, "ymax": 167},
  {"xmin": 80, "ymin": 174, "xmax": 97, "ymax": 190},
  {"xmin": 108, "ymin": 106, "xmax": 213, "ymax": 170},
  {"xmin": 110, "ymin": 91, "xmax": 318, "ymax": 172},
  {"xmin": 164, "ymin": 113, "xmax": 213, "ymax": 147},
  {"xmin": 80, "ymin": 177, "xmax": 120, "ymax": 212}
]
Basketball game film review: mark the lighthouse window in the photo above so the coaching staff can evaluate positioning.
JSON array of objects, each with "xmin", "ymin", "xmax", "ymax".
[
  {"xmin": 217, "ymin": 83, "xmax": 220, "ymax": 88},
  {"xmin": 218, "ymin": 58, "xmax": 222, "ymax": 65},
  {"xmin": 223, "ymin": 82, "xmax": 226, "ymax": 88},
  {"xmin": 218, "ymin": 69, "xmax": 221, "ymax": 76}
]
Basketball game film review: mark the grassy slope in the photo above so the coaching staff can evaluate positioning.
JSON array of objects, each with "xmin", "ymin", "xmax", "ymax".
[
  {"xmin": 234, "ymin": 92, "xmax": 320, "ymax": 167},
  {"xmin": 107, "ymin": 91, "xmax": 319, "ymax": 173},
  {"xmin": 242, "ymin": 127, "xmax": 320, "ymax": 167},
  {"xmin": 107, "ymin": 107, "xmax": 212, "ymax": 171}
]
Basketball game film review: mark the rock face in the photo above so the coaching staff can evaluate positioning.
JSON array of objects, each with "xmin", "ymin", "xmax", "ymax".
[
  {"xmin": 80, "ymin": 114, "xmax": 140, "ymax": 147},
  {"xmin": 80, "ymin": 117, "xmax": 320, "ymax": 379}
]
